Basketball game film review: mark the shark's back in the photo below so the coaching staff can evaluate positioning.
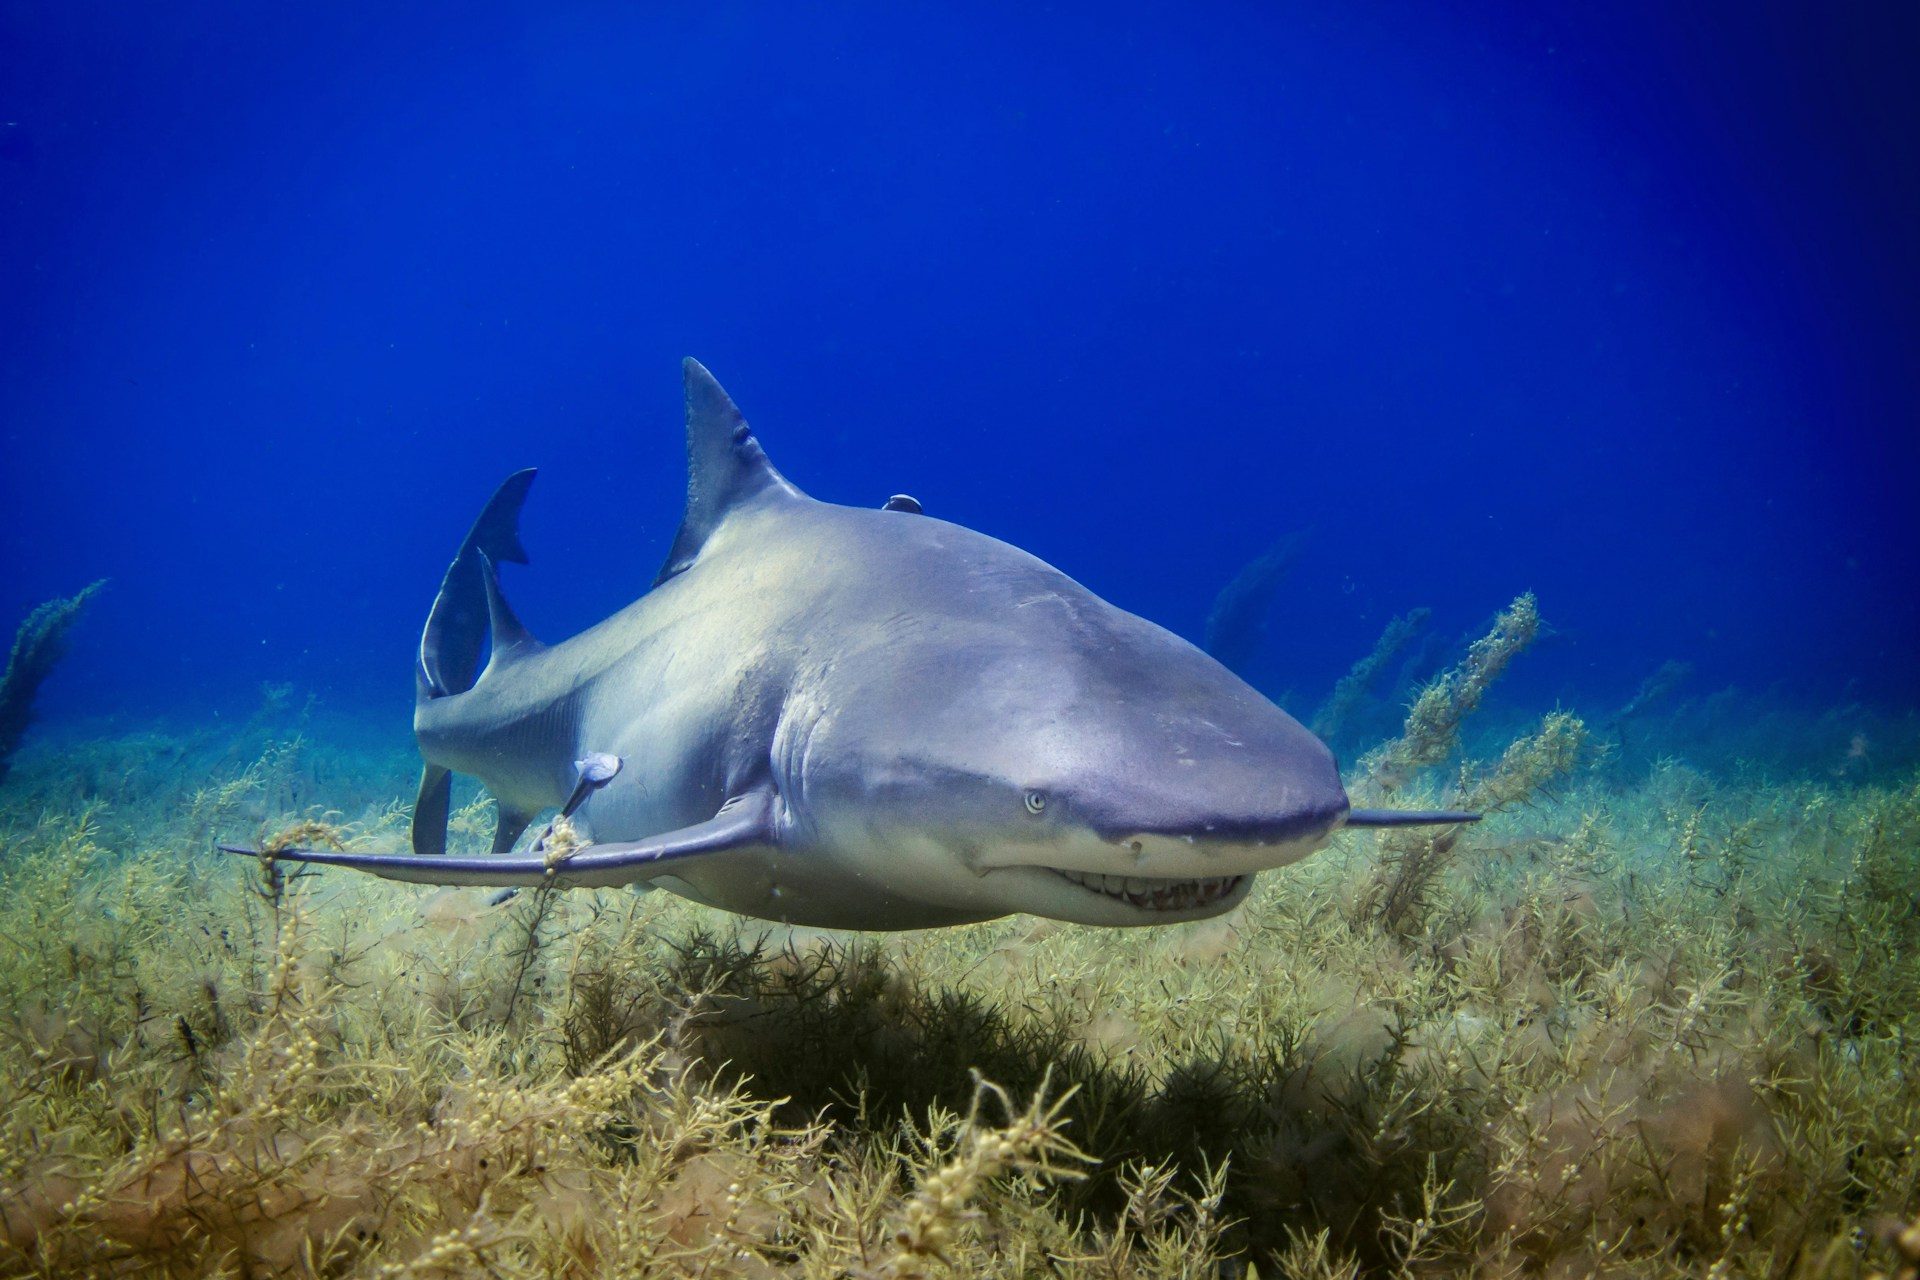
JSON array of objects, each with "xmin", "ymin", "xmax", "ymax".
[{"xmin": 411, "ymin": 358, "xmax": 1239, "ymax": 852}]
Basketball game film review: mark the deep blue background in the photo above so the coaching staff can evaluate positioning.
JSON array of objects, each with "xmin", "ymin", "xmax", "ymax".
[{"xmin": 3, "ymin": 1, "xmax": 1916, "ymax": 730}]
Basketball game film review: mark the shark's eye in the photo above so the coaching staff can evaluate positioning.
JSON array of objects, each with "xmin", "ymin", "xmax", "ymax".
[{"xmin": 1023, "ymin": 790, "xmax": 1048, "ymax": 815}]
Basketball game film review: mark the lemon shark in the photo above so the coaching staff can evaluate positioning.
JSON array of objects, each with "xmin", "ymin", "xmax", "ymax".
[{"xmin": 223, "ymin": 361, "xmax": 1471, "ymax": 929}]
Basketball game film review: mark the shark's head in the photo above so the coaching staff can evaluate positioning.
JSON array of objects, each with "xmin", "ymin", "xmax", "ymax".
[{"xmin": 786, "ymin": 525, "xmax": 1352, "ymax": 926}]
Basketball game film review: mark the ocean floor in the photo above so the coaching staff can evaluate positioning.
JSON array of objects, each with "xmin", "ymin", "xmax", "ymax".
[{"xmin": 0, "ymin": 685, "xmax": 1916, "ymax": 1278}]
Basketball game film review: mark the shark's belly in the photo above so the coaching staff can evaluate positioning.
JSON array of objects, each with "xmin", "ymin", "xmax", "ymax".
[
  {"xmin": 580, "ymin": 759, "xmax": 999, "ymax": 929},
  {"xmin": 415, "ymin": 706, "xmax": 575, "ymax": 818},
  {"xmin": 645, "ymin": 849, "xmax": 1002, "ymax": 931}
]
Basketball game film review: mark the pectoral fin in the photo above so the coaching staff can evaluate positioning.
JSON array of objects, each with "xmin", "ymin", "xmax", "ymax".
[{"xmin": 221, "ymin": 791, "xmax": 776, "ymax": 890}]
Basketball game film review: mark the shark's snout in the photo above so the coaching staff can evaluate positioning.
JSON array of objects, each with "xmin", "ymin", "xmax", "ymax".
[
  {"xmin": 1058, "ymin": 801, "xmax": 1346, "ymax": 882},
  {"xmin": 967, "ymin": 777, "xmax": 1350, "ymax": 895},
  {"xmin": 1057, "ymin": 725, "xmax": 1352, "ymax": 876},
  {"xmin": 1092, "ymin": 788, "xmax": 1351, "ymax": 850}
]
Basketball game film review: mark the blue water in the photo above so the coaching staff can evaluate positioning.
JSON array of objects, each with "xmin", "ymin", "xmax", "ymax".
[{"xmin": 3, "ymin": 2, "xmax": 1916, "ymax": 739}]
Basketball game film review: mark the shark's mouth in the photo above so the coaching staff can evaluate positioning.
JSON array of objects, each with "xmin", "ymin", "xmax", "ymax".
[{"xmin": 1048, "ymin": 868, "xmax": 1247, "ymax": 913}]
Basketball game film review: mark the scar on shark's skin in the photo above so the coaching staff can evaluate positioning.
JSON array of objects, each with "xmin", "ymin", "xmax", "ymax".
[{"xmin": 222, "ymin": 361, "xmax": 1472, "ymax": 930}]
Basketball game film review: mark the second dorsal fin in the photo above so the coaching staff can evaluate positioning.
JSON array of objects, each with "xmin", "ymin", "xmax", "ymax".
[{"xmin": 655, "ymin": 359, "xmax": 807, "ymax": 585}]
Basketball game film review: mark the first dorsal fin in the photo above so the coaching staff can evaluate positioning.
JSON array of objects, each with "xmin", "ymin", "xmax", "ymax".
[{"xmin": 655, "ymin": 359, "xmax": 806, "ymax": 585}]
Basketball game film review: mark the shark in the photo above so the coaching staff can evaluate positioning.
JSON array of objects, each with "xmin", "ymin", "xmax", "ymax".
[{"xmin": 222, "ymin": 360, "xmax": 1472, "ymax": 929}]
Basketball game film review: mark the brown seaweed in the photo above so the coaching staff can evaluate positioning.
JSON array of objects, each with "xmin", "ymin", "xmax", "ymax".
[
  {"xmin": 1202, "ymin": 530, "xmax": 1308, "ymax": 677},
  {"xmin": 0, "ymin": 580, "xmax": 104, "ymax": 787},
  {"xmin": 1, "ymin": 633, "xmax": 1918, "ymax": 1276}
]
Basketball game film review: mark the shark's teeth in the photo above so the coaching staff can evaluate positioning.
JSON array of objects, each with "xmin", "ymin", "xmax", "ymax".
[{"xmin": 1049, "ymin": 868, "xmax": 1245, "ymax": 912}]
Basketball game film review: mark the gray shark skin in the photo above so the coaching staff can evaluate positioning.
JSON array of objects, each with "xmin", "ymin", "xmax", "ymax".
[{"xmin": 222, "ymin": 360, "xmax": 1473, "ymax": 930}]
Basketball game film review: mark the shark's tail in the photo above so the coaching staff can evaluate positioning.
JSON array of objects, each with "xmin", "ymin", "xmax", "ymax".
[{"xmin": 411, "ymin": 469, "xmax": 537, "ymax": 855}]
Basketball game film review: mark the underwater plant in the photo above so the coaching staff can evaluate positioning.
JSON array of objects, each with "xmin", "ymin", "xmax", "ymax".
[
  {"xmin": 0, "ymin": 580, "xmax": 104, "ymax": 787},
  {"xmin": 2, "ymin": 608, "xmax": 1918, "ymax": 1275},
  {"xmin": 1202, "ymin": 530, "xmax": 1310, "ymax": 676},
  {"xmin": 1606, "ymin": 658, "xmax": 1694, "ymax": 749},
  {"xmin": 1356, "ymin": 709, "xmax": 1590, "ymax": 937},
  {"xmin": 1310, "ymin": 606, "xmax": 1433, "ymax": 746},
  {"xmin": 1358, "ymin": 592, "xmax": 1542, "ymax": 795}
]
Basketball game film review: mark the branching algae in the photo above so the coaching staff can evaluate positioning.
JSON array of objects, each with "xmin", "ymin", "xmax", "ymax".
[{"xmin": 0, "ymin": 592, "xmax": 1915, "ymax": 1273}]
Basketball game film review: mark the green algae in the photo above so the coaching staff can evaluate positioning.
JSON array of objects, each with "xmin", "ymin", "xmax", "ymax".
[
  {"xmin": 0, "ymin": 622, "xmax": 1917, "ymax": 1276},
  {"xmin": 0, "ymin": 581, "xmax": 105, "ymax": 787},
  {"xmin": 1310, "ymin": 606, "xmax": 1432, "ymax": 748}
]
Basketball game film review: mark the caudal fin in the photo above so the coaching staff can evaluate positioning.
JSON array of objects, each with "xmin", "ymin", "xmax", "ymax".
[
  {"xmin": 417, "ymin": 469, "xmax": 536, "ymax": 700},
  {"xmin": 413, "ymin": 469, "xmax": 536, "ymax": 857}
]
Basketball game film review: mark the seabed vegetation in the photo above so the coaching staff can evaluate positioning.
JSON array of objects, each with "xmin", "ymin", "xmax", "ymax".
[{"xmin": 0, "ymin": 596, "xmax": 1916, "ymax": 1278}]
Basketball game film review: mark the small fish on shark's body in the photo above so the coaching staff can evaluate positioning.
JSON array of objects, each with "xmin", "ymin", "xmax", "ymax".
[{"xmin": 222, "ymin": 360, "xmax": 1472, "ymax": 929}]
